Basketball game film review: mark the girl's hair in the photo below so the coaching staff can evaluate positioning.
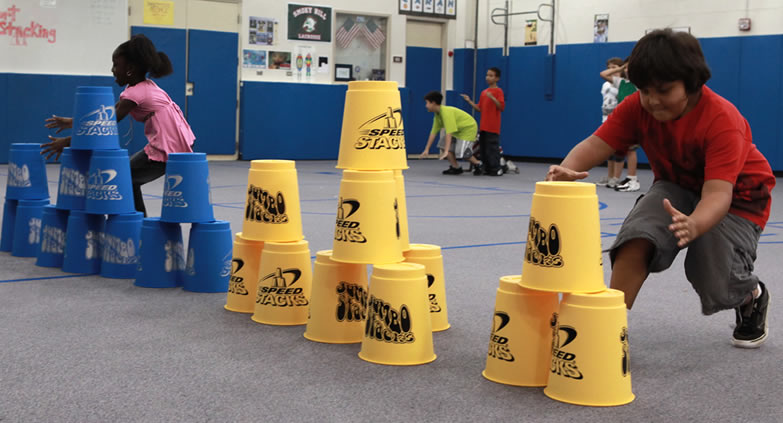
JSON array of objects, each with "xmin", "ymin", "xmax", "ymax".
[
  {"xmin": 627, "ymin": 28, "xmax": 711, "ymax": 93},
  {"xmin": 115, "ymin": 34, "xmax": 174, "ymax": 78}
]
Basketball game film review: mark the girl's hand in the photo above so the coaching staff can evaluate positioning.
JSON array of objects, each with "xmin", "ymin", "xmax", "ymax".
[
  {"xmin": 44, "ymin": 115, "xmax": 73, "ymax": 133},
  {"xmin": 41, "ymin": 135, "xmax": 71, "ymax": 161},
  {"xmin": 546, "ymin": 165, "xmax": 588, "ymax": 181},
  {"xmin": 663, "ymin": 198, "xmax": 698, "ymax": 247}
]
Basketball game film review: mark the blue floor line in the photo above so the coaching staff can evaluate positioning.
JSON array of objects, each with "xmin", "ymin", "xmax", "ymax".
[{"xmin": 0, "ymin": 273, "xmax": 93, "ymax": 284}]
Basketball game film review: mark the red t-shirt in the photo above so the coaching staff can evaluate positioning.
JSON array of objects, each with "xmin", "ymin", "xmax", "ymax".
[
  {"xmin": 478, "ymin": 87, "xmax": 505, "ymax": 133},
  {"xmin": 595, "ymin": 86, "xmax": 775, "ymax": 229}
]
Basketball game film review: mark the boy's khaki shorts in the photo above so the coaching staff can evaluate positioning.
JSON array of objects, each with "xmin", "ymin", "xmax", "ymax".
[
  {"xmin": 609, "ymin": 180, "xmax": 762, "ymax": 315},
  {"xmin": 437, "ymin": 137, "xmax": 474, "ymax": 159}
]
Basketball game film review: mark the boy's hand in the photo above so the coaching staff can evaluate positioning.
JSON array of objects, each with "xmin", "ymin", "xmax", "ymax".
[
  {"xmin": 460, "ymin": 93, "xmax": 471, "ymax": 102},
  {"xmin": 44, "ymin": 115, "xmax": 73, "ymax": 133},
  {"xmin": 438, "ymin": 151, "xmax": 448, "ymax": 160},
  {"xmin": 663, "ymin": 198, "xmax": 697, "ymax": 247},
  {"xmin": 545, "ymin": 165, "xmax": 588, "ymax": 181},
  {"xmin": 41, "ymin": 135, "xmax": 70, "ymax": 161}
]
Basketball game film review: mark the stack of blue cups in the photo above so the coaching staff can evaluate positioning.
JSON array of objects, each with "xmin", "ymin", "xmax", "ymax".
[
  {"xmin": 138, "ymin": 152, "xmax": 231, "ymax": 293},
  {"xmin": 52, "ymin": 86, "xmax": 143, "ymax": 277},
  {"xmin": 3, "ymin": 143, "xmax": 50, "ymax": 256}
]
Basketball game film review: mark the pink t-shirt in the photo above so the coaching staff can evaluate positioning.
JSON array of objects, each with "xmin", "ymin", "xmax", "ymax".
[{"xmin": 120, "ymin": 80, "xmax": 195, "ymax": 162}]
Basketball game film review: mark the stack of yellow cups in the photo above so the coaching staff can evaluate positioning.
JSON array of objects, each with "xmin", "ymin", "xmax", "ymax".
[
  {"xmin": 314, "ymin": 81, "xmax": 437, "ymax": 365},
  {"xmin": 223, "ymin": 159, "xmax": 312, "ymax": 326},
  {"xmin": 482, "ymin": 181, "xmax": 635, "ymax": 406}
]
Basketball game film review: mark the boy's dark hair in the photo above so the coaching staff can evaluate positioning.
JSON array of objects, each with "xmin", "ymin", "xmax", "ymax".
[
  {"xmin": 424, "ymin": 91, "xmax": 443, "ymax": 105},
  {"xmin": 606, "ymin": 57, "xmax": 623, "ymax": 67},
  {"xmin": 627, "ymin": 28, "xmax": 711, "ymax": 93},
  {"xmin": 115, "ymin": 34, "xmax": 174, "ymax": 78},
  {"xmin": 488, "ymin": 67, "xmax": 501, "ymax": 78}
]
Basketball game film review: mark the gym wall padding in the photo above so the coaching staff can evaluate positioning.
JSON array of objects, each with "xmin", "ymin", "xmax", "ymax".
[
  {"xmin": 454, "ymin": 34, "xmax": 783, "ymax": 170},
  {"xmin": 238, "ymin": 84, "xmax": 416, "ymax": 160}
]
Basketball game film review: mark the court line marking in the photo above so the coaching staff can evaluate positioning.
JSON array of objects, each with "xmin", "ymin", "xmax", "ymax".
[{"xmin": 0, "ymin": 273, "xmax": 93, "ymax": 284}]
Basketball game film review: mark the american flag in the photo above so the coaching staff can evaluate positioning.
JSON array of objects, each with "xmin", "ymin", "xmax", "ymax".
[
  {"xmin": 360, "ymin": 19, "xmax": 386, "ymax": 50},
  {"xmin": 336, "ymin": 17, "xmax": 361, "ymax": 48}
]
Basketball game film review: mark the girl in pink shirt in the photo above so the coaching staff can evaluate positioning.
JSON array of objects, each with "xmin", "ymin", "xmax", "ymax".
[{"xmin": 42, "ymin": 34, "xmax": 195, "ymax": 216}]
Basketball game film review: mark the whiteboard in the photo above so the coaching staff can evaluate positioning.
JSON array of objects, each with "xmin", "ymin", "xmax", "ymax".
[{"xmin": 0, "ymin": 0, "xmax": 128, "ymax": 75}]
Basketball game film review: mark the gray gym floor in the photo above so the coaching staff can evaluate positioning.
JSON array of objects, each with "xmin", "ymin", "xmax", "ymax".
[{"xmin": 1, "ymin": 159, "xmax": 781, "ymax": 422}]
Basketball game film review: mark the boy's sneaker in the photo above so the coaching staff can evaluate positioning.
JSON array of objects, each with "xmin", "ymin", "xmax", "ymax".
[
  {"xmin": 442, "ymin": 166, "xmax": 463, "ymax": 175},
  {"xmin": 732, "ymin": 282, "xmax": 769, "ymax": 348},
  {"xmin": 615, "ymin": 179, "xmax": 641, "ymax": 192},
  {"xmin": 596, "ymin": 176, "xmax": 610, "ymax": 186},
  {"xmin": 473, "ymin": 163, "xmax": 484, "ymax": 176},
  {"xmin": 487, "ymin": 168, "xmax": 503, "ymax": 176},
  {"xmin": 606, "ymin": 177, "xmax": 620, "ymax": 188}
]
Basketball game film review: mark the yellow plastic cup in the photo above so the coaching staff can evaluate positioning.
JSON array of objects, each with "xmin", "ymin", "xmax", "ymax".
[
  {"xmin": 336, "ymin": 81, "xmax": 408, "ymax": 170},
  {"xmin": 403, "ymin": 244, "xmax": 449, "ymax": 331},
  {"xmin": 304, "ymin": 250, "xmax": 369, "ymax": 344},
  {"xmin": 242, "ymin": 160, "xmax": 303, "ymax": 242},
  {"xmin": 482, "ymin": 275, "xmax": 559, "ymax": 387},
  {"xmin": 331, "ymin": 170, "xmax": 403, "ymax": 264},
  {"xmin": 544, "ymin": 289, "xmax": 635, "ymax": 406},
  {"xmin": 224, "ymin": 232, "xmax": 264, "ymax": 313},
  {"xmin": 358, "ymin": 263, "xmax": 436, "ymax": 366},
  {"xmin": 251, "ymin": 240, "xmax": 312, "ymax": 326},
  {"xmin": 394, "ymin": 170, "xmax": 410, "ymax": 252},
  {"xmin": 520, "ymin": 182, "xmax": 606, "ymax": 293}
]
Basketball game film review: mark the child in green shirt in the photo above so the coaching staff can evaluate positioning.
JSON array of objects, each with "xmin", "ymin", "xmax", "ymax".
[{"xmin": 419, "ymin": 91, "xmax": 482, "ymax": 175}]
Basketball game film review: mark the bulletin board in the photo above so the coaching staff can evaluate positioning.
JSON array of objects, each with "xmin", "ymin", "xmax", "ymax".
[{"xmin": 0, "ymin": 0, "xmax": 128, "ymax": 75}]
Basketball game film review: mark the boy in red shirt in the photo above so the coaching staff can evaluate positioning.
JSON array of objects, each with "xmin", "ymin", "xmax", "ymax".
[
  {"xmin": 547, "ymin": 29, "xmax": 774, "ymax": 348},
  {"xmin": 461, "ymin": 67, "xmax": 505, "ymax": 176}
]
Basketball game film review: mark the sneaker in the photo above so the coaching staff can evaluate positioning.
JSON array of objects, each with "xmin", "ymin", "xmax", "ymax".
[
  {"xmin": 596, "ymin": 176, "xmax": 610, "ymax": 186},
  {"xmin": 473, "ymin": 163, "xmax": 483, "ymax": 176},
  {"xmin": 732, "ymin": 282, "xmax": 770, "ymax": 348},
  {"xmin": 487, "ymin": 168, "xmax": 503, "ymax": 176},
  {"xmin": 606, "ymin": 177, "xmax": 620, "ymax": 188},
  {"xmin": 442, "ymin": 166, "xmax": 463, "ymax": 175},
  {"xmin": 615, "ymin": 179, "xmax": 641, "ymax": 192}
]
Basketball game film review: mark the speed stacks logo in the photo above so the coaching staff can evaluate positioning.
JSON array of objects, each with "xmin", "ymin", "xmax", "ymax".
[{"xmin": 353, "ymin": 107, "xmax": 405, "ymax": 151}]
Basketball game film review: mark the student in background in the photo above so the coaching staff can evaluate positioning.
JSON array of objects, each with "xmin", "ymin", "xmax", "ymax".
[
  {"xmin": 461, "ymin": 67, "xmax": 505, "ymax": 176},
  {"xmin": 419, "ymin": 91, "xmax": 482, "ymax": 175}
]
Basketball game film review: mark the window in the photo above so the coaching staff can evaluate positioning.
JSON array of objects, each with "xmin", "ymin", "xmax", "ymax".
[{"xmin": 334, "ymin": 14, "xmax": 388, "ymax": 81}]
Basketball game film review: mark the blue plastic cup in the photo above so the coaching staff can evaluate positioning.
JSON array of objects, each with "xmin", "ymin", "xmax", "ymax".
[
  {"xmin": 11, "ymin": 199, "xmax": 50, "ymax": 257},
  {"xmin": 56, "ymin": 148, "xmax": 91, "ymax": 210},
  {"xmin": 160, "ymin": 153, "xmax": 215, "ymax": 223},
  {"xmin": 134, "ymin": 218, "xmax": 186, "ymax": 288},
  {"xmin": 85, "ymin": 149, "xmax": 135, "ymax": 215},
  {"xmin": 70, "ymin": 86, "xmax": 120, "ymax": 150},
  {"xmin": 100, "ymin": 212, "xmax": 144, "ymax": 279},
  {"xmin": 36, "ymin": 205, "xmax": 69, "ymax": 268},
  {"xmin": 183, "ymin": 220, "xmax": 233, "ymax": 293},
  {"xmin": 62, "ymin": 210, "xmax": 105, "ymax": 274},
  {"xmin": 1, "ymin": 198, "xmax": 18, "ymax": 252},
  {"xmin": 6, "ymin": 143, "xmax": 49, "ymax": 200}
]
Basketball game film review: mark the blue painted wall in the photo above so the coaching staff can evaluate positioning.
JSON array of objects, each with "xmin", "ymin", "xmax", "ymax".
[
  {"xmin": 4, "ymin": 33, "xmax": 782, "ymax": 170},
  {"xmin": 453, "ymin": 35, "xmax": 783, "ymax": 170}
]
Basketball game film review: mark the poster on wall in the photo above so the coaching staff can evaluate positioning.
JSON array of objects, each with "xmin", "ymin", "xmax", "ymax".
[
  {"xmin": 294, "ymin": 45, "xmax": 314, "ymax": 82},
  {"xmin": 287, "ymin": 4, "xmax": 332, "ymax": 42},
  {"xmin": 249, "ymin": 16, "xmax": 275, "ymax": 45},
  {"xmin": 269, "ymin": 51, "xmax": 292, "ymax": 69},
  {"xmin": 401, "ymin": 0, "xmax": 455, "ymax": 19},
  {"xmin": 524, "ymin": 20, "xmax": 537, "ymax": 46},
  {"xmin": 243, "ymin": 50, "xmax": 267, "ymax": 68},
  {"xmin": 594, "ymin": 14, "xmax": 609, "ymax": 43},
  {"xmin": 318, "ymin": 56, "xmax": 329, "ymax": 73},
  {"xmin": 143, "ymin": 0, "xmax": 174, "ymax": 26}
]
